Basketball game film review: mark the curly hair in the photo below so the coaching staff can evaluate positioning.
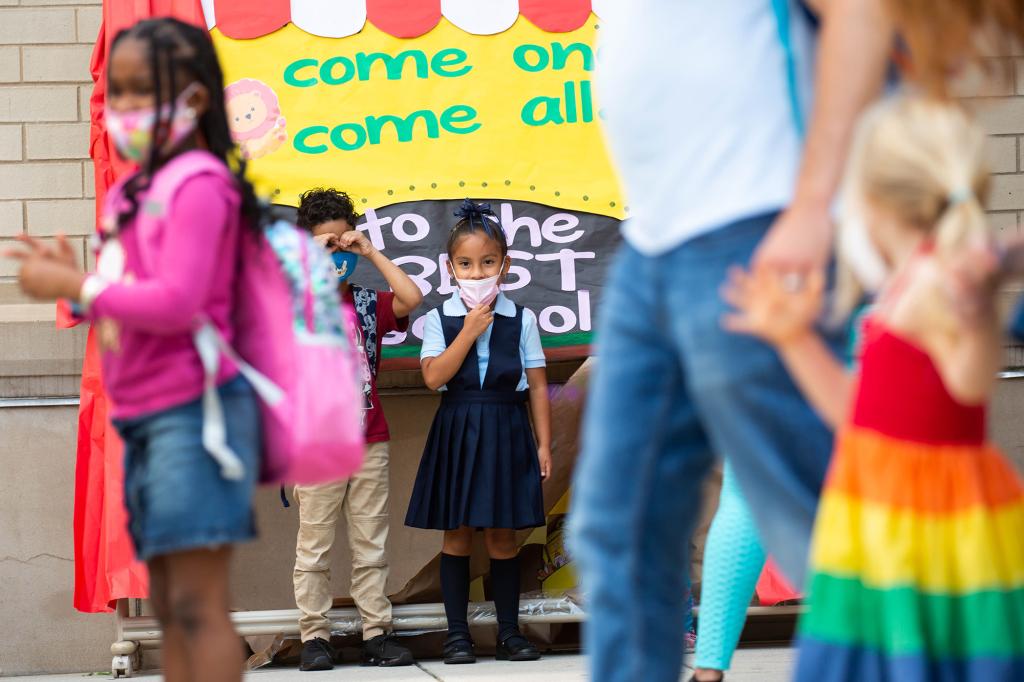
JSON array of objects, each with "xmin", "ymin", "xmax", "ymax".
[{"xmin": 295, "ymin": 188, "xmax": 362, "ymax": 231}]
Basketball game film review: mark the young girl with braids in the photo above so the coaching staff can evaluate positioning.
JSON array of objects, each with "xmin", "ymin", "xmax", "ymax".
[
  {"xmin": 6, "ymin": 18, "xmax": 266, "ymax": 681},
  {"xmin": 406, "ymin": 200, "xmax": 552, "ymax": 665},
  {"xmin": 725, "ymin": 95, "xmax": 1024, "ymax": 681}
]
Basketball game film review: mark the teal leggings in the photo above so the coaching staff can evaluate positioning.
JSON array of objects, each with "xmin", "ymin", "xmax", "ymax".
[
  {"xmin": 694, "ymin": 460, "xmax": 765, "ymax": 671},
  {"xmin": 694, "ymin": 306, "xmax": 866, "ymax": 670}
]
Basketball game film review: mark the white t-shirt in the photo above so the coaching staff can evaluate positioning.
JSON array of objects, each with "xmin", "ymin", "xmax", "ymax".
[{"xmin": 597, "ymin": 1, "xmax": 816, "ymax": 255}]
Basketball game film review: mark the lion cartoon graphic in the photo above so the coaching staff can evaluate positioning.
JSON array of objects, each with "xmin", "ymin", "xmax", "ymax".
[{"xmin": 225, "ymin": 78, "xmax": 287, "ymax": 160}]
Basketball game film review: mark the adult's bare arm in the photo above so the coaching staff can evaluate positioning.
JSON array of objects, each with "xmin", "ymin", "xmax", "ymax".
[{"xmin": 753, "ymin": 0, "xmax": 893, "ymax": 272}]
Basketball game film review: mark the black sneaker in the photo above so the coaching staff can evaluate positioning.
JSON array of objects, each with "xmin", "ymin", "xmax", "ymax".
[
  {"xmin": 299, "ymin": 637, "xmax": 335, "ymax": 672},
  {"xmin": 361, "ymin": 633, "xmax": 415, "ymax": 667},
  {"xmin": 443, "ymin": 633, "xmax": 476, "ymax": 665},
  {"xmin": 495, "ymin": 632, "xmax": 540, "ymax": 662}
]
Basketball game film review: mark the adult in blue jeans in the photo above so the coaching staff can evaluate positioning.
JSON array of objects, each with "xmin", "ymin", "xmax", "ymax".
[{"xmin": 568, "ymin": 2, "xmax": 893, "ymax": 681}]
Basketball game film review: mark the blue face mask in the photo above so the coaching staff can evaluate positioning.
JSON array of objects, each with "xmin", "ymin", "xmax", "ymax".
[{"xmin": 331, "ymin": 251, "xmax": 359, "ymax": 282}]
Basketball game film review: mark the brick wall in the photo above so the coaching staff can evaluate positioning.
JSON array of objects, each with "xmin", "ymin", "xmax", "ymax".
[
  {"xmin": 970, "ymin": 56, "xmax": 1024, "ymax": 236},
  {"xmin": 0, "ymin": 0, "xmax": 99, "ymax": 285}
]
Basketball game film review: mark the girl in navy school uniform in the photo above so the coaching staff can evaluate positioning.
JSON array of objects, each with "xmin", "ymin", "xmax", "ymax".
[{"xmin": 406, "ymin": 200, "xmax": 552, "ymax": 665}]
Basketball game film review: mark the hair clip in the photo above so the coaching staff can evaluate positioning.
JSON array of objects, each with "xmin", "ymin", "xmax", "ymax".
[
  {"xmin": 453, "ymin": 198, "xmax": 499, "ymax": 235},
  {"xmin": 453, "ymin": 198, "xmax": 495, "ymax": 219}
]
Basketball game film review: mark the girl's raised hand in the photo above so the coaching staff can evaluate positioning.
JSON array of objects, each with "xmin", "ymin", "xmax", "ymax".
[
  {"xmin": 4, "ymin": 233, "xmax": 79, "ymax": 268},
  {"xmin": 4, "ymin": 233, "xmax": 85, "ymax": 301},
  {"xmin": 942, "ymin": 238, "xmax": 1002, "ymax": 326},
  {"xmin": 722, "ymin": 267, "xmax": 824, "ymax": 346}
]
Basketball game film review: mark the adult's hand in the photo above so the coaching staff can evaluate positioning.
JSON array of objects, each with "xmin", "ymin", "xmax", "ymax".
[{"xmin": 751, "ymin": 200, "xmax": 833, "ymax": 274}]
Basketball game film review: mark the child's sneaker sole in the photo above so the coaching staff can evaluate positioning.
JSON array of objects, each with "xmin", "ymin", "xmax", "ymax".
[{"xmin": 361, "ymin": 651, "xmax": 416, "ymax": 667}]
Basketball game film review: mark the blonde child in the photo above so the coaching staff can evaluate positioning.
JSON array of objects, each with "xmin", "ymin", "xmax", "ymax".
[{"xmin": 724, "ymin": 95, "xmax": 1024, "ymax": 681}]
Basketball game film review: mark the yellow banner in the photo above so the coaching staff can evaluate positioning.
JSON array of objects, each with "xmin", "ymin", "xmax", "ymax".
[{"xmin": 212, "ymin": 16, "xmax": 625, "ymax": 218}]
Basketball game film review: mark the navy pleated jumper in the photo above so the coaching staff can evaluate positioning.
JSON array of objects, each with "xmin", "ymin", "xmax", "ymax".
[{"xmin": 405, "ymin": 305, "xmax": 545, "ymax": 531}]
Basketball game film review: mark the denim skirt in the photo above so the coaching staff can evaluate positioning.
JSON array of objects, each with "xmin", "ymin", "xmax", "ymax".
[{"xmin": 114, "ymin": 375, "xmax": 260, "ymax": 561}]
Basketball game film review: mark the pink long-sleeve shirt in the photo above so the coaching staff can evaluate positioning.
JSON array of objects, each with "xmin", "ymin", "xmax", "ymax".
[{"xmin": 91, "ymin": 159, "xmax": 241, "ymax": 420}]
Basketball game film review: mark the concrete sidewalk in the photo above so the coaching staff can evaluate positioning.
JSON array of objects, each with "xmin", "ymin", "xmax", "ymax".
[{"xmin": 4, "ymin": 648, "xmax": 794, "ymax": 681}]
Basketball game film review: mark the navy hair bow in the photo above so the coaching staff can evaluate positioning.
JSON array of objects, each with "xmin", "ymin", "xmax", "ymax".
[{"xmin": 454, "ymin": 198, "xmax": 499, "ymax": 236}]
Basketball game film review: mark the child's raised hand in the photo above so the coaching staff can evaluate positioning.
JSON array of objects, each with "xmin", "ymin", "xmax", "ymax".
[
  {"xmin": 336, "ymin": 230, "xmax": 375, "ymax": 257},
  {"xmin": 537, "ymin": 446, "xmax": 552, "ymax": 480},
  {"xmin": 4, "ymin": 233, "xmax": 79, "ymax": 269},
  {"xmin": 462, "ymin": 304, "xmax": 494, "ymax": 339},
  {"xmin": 721, "ymin": 267, "xmax": 824, "ymax": 346},
  {"xmin": 942, "ymin": 238, "xmax": 1002, "ymax": 326},
  {"xmin": 312, "ymin": 233, "xmax": 338, "ymax": 251},
  {"xmin": 4, "ymin": 234, "xmax": 85, "ymax": 301}
]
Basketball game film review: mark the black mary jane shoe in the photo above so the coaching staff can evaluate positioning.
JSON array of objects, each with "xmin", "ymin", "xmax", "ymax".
[
  {"xmin": 688, "ymin": 675, "xmax": 725, "ymax": 682},
  {"xmin": 495, "ymin": 632, "xmax": 541, "ymax": 661},
  {"xmin": 443, "ymin": 633, "xmax": 477, "ymax": 665}
]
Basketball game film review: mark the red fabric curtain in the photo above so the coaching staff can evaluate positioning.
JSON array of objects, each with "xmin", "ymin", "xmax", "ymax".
[{"xmin": 72, "ymin": 0, "xmax": 205, "ymax": 614}]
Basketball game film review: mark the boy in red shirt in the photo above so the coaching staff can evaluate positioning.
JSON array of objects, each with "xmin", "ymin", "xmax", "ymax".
[{"xmin": 291, "ymin": 188, "xmax": 423, "ymax": 671}]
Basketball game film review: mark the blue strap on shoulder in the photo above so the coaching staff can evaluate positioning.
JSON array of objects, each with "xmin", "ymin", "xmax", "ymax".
[{"xmin": 771, "ymin": 0, "xmax": 806, "ymax": 138}]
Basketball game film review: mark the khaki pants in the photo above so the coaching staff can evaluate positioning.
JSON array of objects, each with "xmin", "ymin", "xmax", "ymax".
[{"xmin": 293, "ymin": 441, "xmax": 392, "ymax": 641}]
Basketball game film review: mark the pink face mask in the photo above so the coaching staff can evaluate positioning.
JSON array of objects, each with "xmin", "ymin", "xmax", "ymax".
[
  {"xmin": 105, "ymin": 83, "xmax": 201, "ymax": 163},
  {"xmin": 456, "ymin": 274, "xmax": 501, "ymax": 309}
]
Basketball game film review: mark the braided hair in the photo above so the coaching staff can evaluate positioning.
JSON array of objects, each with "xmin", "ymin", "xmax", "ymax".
[
  {"xmin": 110, "ymin": 18, "xmax": 265, "ymax": 233},
  {"xmin": 446, "ymin": 199, "xmax": 508, "ymax": 259}
]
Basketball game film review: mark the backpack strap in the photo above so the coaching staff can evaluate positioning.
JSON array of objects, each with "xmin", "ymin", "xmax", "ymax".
[
  {"xmin": 132, "ymin": 150, "xmax": 235, "ymax": 276},
  {"xmin": 193, "ymin": 320, "xmax": 284, "ymax": 480}
]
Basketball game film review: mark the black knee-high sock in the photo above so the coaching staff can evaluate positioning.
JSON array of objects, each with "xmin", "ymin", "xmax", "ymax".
[
  {"xmin": 490, "ymin": 556, "xmax": 521, "ymax": 641},
  {"xmin": 440, "ymin": 553, "xmax": 471, "ymax": 638}
]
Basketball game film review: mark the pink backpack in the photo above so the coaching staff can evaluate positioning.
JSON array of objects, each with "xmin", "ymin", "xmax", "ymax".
[{"xmin": 110, "ymin": 151, "xmax": 365, "ymax": 485}]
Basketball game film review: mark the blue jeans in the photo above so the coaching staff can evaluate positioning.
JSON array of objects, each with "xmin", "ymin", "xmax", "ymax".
[{"xmin": 569, "ymin": 214, "xmax": 837, "ymax": 682}]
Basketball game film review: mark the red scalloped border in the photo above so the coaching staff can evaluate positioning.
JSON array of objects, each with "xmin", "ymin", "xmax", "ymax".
[{"xmin": 212, "ymin": 0, "xmax": 596, "ymax": 40}]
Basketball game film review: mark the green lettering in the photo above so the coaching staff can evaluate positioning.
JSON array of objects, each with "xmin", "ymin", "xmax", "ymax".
[
  {"xmin": 581, "ymin": 80, "xmax": 594, "ymax": 122},
  {"xmin": 521, "ymin": 96, "xmax": 564, "ymax": 126},
  {"xmin": 551, "ymin": 42, "xmax": 594, "ymax": 71},
  {"xmin": 365, "ymin": 110, "xmax": 440, "ymax": 145},
  {"xmin": 294, "ymin": 125, "xmax": 329, "ymax": 154},
  {"xmin": 513, "ymin": 44, "xmax": 549, "ymax": 73},
  {"xmin": 283, "ymin": 58, "xmax": 318, "ymax": 87},
  {"xmin": 564, "ymin": 81, "xmax": 578, "ymax": 124},
  {"xmin": 356, "ymin": 50, "xmax": 429, "ymax": 81},
  {"xmin": 320, "ymin": 56, "xmax": 356, "ymax": 85},
  {"xmin": 440, "ymin": 105, "xmax": 481, "ymax": 134},
  {"xmin": 330, "ymin": 123, "xmax": 368, "ymax": 151},
  {"xmin": 431, "ymin": 48, "xmax": 472, "ymax": 78}
]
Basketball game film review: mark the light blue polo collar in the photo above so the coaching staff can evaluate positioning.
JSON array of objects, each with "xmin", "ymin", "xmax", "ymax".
[{"xmin": 442, "ymin": 290, "xmax": 515, "ymax": 318}]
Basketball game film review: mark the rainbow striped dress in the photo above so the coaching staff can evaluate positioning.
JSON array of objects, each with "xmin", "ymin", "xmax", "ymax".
[{"xmin": 795, "ymin": 317, "xmax": 1024, "ymax": 681}]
